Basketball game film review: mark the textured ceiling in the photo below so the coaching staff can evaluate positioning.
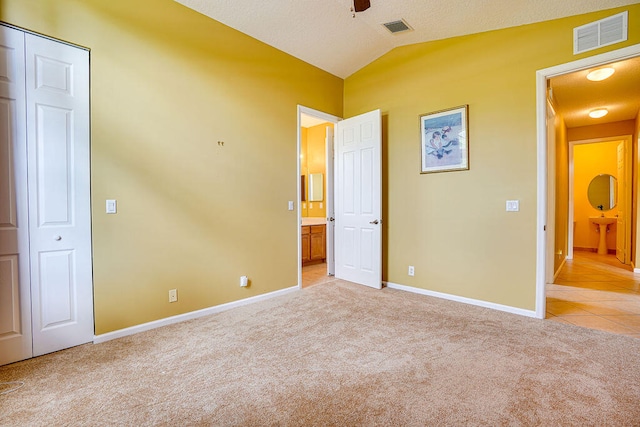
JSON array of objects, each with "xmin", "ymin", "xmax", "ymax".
[
  {"xmin": 175, "ymin": 0, "xmax": 637, "ymax": 78},
  {"xmin": 550, "ymin": 56, "xmax": 640, "ymax": 128},
  {"xmin": 175, "ymin": 0, "xmax": 639, "ymax": 128}
]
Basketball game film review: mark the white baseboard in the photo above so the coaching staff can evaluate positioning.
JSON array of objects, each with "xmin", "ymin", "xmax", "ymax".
[
  {"xmin": 94, "ymin": 286, "xmax": 299, "ymax": 344},
  {"xmin": 553, "ymin": 258, "xmax": 566, "ymax": 282},
  {"xmin": 384, "ymin": 281, "xmax": 538, "ymax": 319}
]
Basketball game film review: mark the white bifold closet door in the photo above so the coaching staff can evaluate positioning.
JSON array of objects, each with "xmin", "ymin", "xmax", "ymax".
[{"xmin": 0, "ymin": 25, "xmax": 92, "ymax": 366}]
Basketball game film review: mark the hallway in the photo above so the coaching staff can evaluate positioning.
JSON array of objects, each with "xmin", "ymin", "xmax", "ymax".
[{"xmin": 546, "ymin": 251, "xmax": 640, "ymax": 338}]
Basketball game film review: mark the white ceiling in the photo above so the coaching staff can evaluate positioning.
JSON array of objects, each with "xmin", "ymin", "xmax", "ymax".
[
  {"xmin": 175, "ymin": 0, "xmax": 637, "ymax": 78},
  {"xmin": 301, "ymin": 114, "xmax": 331, "ymax": 129}
]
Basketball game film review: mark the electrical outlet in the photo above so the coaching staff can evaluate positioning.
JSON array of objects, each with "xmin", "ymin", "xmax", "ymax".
[
  {"xmin": 408, "ymin": 266, "xmax": 415, "ymax": 276},
  {"xmin": 168, "ymin": 289, "xmax": 177, "ymax": 303}
]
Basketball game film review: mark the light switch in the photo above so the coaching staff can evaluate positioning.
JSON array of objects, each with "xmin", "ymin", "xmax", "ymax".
[
  {"xmin": 506, "ymin": 200, "xmax": 519, "ymax": 212},
  {"xmin": 288, "ymin": 201, "xmax": 294, "ymax": 211},
  {"xmin": 106, "ymin": 199, "xmax": 117, "ymax": 214}
]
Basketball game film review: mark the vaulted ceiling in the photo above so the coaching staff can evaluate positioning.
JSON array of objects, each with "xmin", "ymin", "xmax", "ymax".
[
  {"xmin": 176, "ymin": 0, "xmax": 637, "ymax": 78},
  {"xmin": 176, "ymin": 0, "xmax": 639, "ymax": 127}
]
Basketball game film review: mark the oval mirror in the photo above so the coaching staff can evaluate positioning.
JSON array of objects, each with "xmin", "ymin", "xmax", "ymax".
[{"xmin": 587, "ymin": 174, "xmax": 617, "ymax": 211}]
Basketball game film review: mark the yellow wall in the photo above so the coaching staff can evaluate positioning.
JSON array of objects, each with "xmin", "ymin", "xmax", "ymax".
[
  {"xmin": 304, "ymin": 124, "xmax": 328, "ymax": 218},
  {"xmin": 300, "ymin": 124, "xmax": 328, "ymax": 218},
  {"xmin": 568, "ymin": 121, "xmax": 636, "ymax": 141},
  {"xmin": 554, "ymin": 114, "xmax": 569, "ymax": 273},
  {"xmin": 635, "ymin": 110, "xmax": 640, "ymax": 266},
  {"xmin": 573, "ymin": 142, "xmax": 619, "ymax": 250},
  {"xmin": 344, "ymin": 5, "xmax": 640, "ymax": 310},
  {"xmin": 300, "ymin": 127, "xmax": 309, "ymax": 216},
  {"xmin": 1, "ymin": 0, "xmax": 343, "ymax": 334}
]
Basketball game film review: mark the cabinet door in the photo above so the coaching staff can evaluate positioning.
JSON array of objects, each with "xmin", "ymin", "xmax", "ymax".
[
  {"xmin": 301, "ymin": 226, "xmax": 310, "ymax": 262},
  {"xmin": 310, "ymin": 225, "xmax": 326, "ymax": 261}
]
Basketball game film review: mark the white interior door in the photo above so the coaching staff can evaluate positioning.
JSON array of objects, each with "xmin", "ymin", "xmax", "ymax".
[
  {"xmin": 26, "ymin": 33, "xmax": 93, "ymax": 357},
  {"xmin": 0, "ymin": 26, "xmax": 32, "ymax": 366},
  {"xmin": 335, "ymin": 109, "xmax": 382, "ymax": 289},
  {"xmin": 325, "ymin": 125, "xmax": 335, "ymax": 276},
  {"xmin": 616, "ymin": 141, "xmax": 625, "ymax": 263}
]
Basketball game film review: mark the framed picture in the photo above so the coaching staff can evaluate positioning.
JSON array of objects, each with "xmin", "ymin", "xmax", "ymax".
[{"xmin": 420, "ymin": 105, "xmax": 469, "ymax": 174}]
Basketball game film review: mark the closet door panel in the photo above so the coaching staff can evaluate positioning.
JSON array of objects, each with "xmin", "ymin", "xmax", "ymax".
[{"xmin": 0, "ymin": 25, "xmax": 32, "ymax": 366}]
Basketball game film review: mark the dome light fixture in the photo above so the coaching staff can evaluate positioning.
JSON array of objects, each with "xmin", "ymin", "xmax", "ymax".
[
  {"xmin": 589, "ymin": 108, "xmax": 608, "ymax": 119},
  {"xmin": 586, "ymin": 67, "xmax": 615, "ymax": 81}
]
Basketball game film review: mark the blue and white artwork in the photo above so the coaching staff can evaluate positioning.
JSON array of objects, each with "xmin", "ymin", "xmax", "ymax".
[{"xmin": 421, "ymin": 106, "xmax": 468, "ymax": 173}]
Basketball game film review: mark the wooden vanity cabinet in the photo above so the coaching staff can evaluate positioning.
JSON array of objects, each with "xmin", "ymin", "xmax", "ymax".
[
  {"xmin": 301, "ymin": 226, "xmax": 311, "ymax": 263},
  {"xmin": 301, "ymin": 224, "xmax": 325, "ymax": 265}
]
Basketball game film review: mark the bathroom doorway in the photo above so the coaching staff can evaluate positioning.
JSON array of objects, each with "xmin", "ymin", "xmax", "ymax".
[
  {"xmin": 568, "ymin": 136, "xmax": 633, "ymax": 264},
  {"xmin": 297, "ymin": 106, "xmax": 339, "ymax": 288}
]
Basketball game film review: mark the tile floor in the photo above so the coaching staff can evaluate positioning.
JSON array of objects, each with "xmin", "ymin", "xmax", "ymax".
[
  {"xmin": 546, "ymin": 251, "xmax": 640, "ymax": 338},
  {"xmin": 302, "ymin": 262, "xmax": 336, "ymax": 288}
]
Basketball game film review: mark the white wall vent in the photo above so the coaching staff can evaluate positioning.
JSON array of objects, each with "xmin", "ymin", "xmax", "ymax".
[{"xmin": 574, "ymin": 11, "xmax": 628, "ymax": 54}]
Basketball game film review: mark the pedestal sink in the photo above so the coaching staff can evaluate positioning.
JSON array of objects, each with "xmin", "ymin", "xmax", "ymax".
[{"xmin": 590, "ymin": 216, "xmax": 616, "ymax": 255}]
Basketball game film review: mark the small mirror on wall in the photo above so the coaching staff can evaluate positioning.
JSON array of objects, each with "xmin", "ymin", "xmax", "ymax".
[
  {"xmin": 309, "ymin": 173, "xmax": 323, "ymax": 202},
  {"xmin": 587, "ymin": 173, "xmax": 617, "ymax": 211}
]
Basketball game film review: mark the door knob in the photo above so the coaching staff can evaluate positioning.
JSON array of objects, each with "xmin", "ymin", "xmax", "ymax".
[
  {"xmin": 369, "ymin": 220, "xmax": 379, "ymax": 225},
  {"xmin": 54, "ymin": 235, "xmax": 62, "ymax": 241},
  {"xmin": 328, "ymin": 217, "xmax": 335, "ymax": 222}
]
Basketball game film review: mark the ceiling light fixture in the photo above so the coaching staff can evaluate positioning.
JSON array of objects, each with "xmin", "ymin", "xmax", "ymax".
[
  {"xmin": 588, "ymin": 108, "xmax": 608, "ymax": 119},
  {"xmin": 586, "ymin": 67, "xmax": 615, "ymax": 81}
]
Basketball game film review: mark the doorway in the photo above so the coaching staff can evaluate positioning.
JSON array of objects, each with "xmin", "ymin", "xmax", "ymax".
[
  {"xmin": 297, "ymin": 106, "xmax": 384, "ymax": 290},
  {"xmin": 568, "ymin": 136, "xmax": 633, "ymax": 263},
  {"xmin": 536, "ymin": 43, "xmax": 640, "ymax": 320},
  {"xmin": 297, "ymin": 106, "xmax": 339, "ymax": 288}
]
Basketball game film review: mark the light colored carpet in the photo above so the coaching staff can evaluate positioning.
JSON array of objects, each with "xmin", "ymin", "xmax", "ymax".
[{"xmin": 2, "ymin": 280, "xmax": 640, "ymax": 426}]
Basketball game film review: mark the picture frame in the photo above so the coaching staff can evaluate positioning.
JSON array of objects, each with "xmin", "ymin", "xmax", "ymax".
[{"xmin": 420, "ymin": 105, "xmax": 469, "ymax": 174}]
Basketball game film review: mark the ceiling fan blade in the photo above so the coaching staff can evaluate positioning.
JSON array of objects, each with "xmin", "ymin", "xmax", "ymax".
[{"xmin": 353, "ymin": 0, "xmax": 370, "ymax": 13}]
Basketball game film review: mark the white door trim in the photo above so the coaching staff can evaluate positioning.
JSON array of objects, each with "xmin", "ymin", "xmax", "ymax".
[
  {"xmin": 296, "ymin": 106, "xmax": 340, "ymax": 288},
  {"xmin": 535, "ymin": 43, "xmax": 640, "ymax": 319},
  {"xmin": 325, "ymin": 125, "xmax": 336, "ymax": 276}
]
